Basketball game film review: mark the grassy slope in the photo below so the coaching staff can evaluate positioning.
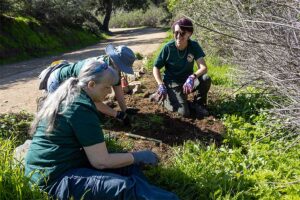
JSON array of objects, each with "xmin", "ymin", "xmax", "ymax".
[{"xmin": 0, "ymin": 15, "xmax": 107, "ymax": 65}]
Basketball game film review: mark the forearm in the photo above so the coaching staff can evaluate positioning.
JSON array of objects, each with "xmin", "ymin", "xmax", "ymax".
[
  {"xmin": 153, "ymin": 67, "xmax": 164, "ymax": 85},
  {"xmin": 104, "ymin": 153, "xmax": 134, "ymax": 169},
  {"xmin": 113, "ymin": 85, "xmax": 127, "ymax": 111},
  {"xmin": 194, "ymin": 58, "xmax": 208, "ymax": 77},
  {"xmin": 194, "ymin": 67, "xmax": 207, "ymax": 77},
  {"xmin": 94, "ymin": 101, "xmax": 117, "ymax": 117},
  {"xmin": 84, "ymin": 143, "xmax": 134, "ymax": 169}
]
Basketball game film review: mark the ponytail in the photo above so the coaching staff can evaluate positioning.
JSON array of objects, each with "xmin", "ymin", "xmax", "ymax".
[
  {"xmin": 30, "ymin": 77, "xmax": 80, "ymax": 135},
  {"xmin": 30, "ymin": 59, "xmax": 119, "ymax": 136}
]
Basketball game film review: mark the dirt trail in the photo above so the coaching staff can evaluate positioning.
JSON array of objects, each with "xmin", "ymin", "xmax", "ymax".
[{"xmin": 0, "ymin": 27, "xmax": 167, "ymax": 113}]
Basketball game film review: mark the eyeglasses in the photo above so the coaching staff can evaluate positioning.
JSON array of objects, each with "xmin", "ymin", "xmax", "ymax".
[{"xmin": 173, "ymin": 31, "xmax": 186, "ymax": 38}]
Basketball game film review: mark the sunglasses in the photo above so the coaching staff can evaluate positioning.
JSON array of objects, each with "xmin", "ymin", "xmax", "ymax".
[{"xmin": 173, "ymin": 31, "xmax": 186, "ymax": 37}]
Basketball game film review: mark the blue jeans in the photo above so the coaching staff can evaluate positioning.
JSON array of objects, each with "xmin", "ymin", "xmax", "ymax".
[
  {"xmin": 164, "ymin": 74, "xmax": 211, "ymax": 117},
  {"xmin": 47, "ymin": 68, "xmax": 60, "ymax": 93},
  {"xmin": 47, "ymin": 165, "xmax": 179, "ymax": 200}
]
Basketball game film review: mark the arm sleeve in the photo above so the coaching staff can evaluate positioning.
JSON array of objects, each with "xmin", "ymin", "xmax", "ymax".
[
  {"xmin": 69, "ymin": 105, "xmax": 104, "ymax": 147},
  {"xmin": 193, "ymin": 41, "xmax": 206, "ymax": 60},
  {"xmin": 153, "ymin": 45, "xmax": 169, "ymax": 69}
]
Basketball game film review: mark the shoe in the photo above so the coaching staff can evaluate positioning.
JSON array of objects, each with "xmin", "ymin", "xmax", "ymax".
[{"xmin": 195, "ymin": 104, "xmax": 209, "ymax": 118}]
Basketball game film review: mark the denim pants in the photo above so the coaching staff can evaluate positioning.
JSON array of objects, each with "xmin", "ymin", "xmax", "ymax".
[
  {"xmin": 47, "ymin": 68, "xmax": 60, "ymax": 93},
  {"xmin": 164, "ymin": 74, "xmax": 211, "ymax": 117},
  {"xmin": 47, "ymin": 165, "xmax": 179, "ymax": 200}
]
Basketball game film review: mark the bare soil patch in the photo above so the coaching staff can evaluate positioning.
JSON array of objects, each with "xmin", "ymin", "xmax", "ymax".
[{"xmin": 103, "ymin": 61, "xmax": 225, "ymax": 159}]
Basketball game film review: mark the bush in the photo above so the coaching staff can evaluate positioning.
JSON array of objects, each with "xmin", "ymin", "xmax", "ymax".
[{"xmin": 108, "ymin": 5, "xmax": 169, "ymax": 28}]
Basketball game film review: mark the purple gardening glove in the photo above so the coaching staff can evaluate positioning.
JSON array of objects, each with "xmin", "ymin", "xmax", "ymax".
[
  {"xmin": 157, "ymin": 84, "xmax": 167, "ymax": 101},
  {"xmin": 183, "ymin": 75, "xmax": 196, "ymax": 94}
]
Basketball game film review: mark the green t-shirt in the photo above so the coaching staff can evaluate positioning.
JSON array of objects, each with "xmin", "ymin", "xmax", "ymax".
[
  {"xmin": 57, "ymin": 55, "xmax": 121, "ymax": 86},
  {"xmin": 58, "ymin": 55, "xmax": 107, "ymax": 83},
  {"xmin": 154, "ymin": 39, "xmax": 205, "ymax": 84},
  {"xmin": 25, "ymin": 90, "xmax": 104, "ymax": 190}
]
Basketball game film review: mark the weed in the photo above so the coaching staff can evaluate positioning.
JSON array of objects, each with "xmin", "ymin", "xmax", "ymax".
[
  {"xmin": 0, "ymin": 111, "xmax": 33, "ymax": 145},
  {"xmin": 135, "ymin": 52, "xmax": 143, "ymax": 60}
]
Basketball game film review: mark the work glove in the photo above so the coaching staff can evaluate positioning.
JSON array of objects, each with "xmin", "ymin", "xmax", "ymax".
[
  {"xmin": 183, "ymin": 75, "xmax": 196, "ymax": 94},
  {"xmin": 116, "ymin": 111, "xmax": 131, "ymax": 126},
  {"xmin": 131, "ymin": 150, "xmax": 159, "ymax": 166},
  {"xmin": 156, "ymin": 84, "xmax": 167, "ymax": 101},
  {"xmin": 125, "ymin": 107, "xmax": 140, "ymax": 115}
]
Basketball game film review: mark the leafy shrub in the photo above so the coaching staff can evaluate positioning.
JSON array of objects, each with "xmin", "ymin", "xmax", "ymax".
[
  {"xmin": 209, "ymin": 87, "xmax": 273, "ymax": 121},
  {"xmin": 108, "ymin": 5, "xmax": 169, "ymax": 28},
  {"xmin": 151, "ymin": 139, "xmax": 299, "ymax": 199}
]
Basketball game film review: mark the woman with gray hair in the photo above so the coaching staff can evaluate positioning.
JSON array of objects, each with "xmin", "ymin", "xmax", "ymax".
[
  {"xmin": 26, "ymin": 60, "xmax": 179, "ymax": 200},
  {"xmin": 39, "ymin": 44, "xmax": 139, "ymax": 127}
]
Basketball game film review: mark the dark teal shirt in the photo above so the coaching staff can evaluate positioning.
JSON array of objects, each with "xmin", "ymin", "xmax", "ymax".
[
  {"xmin": 58, "ymin": 56, "xmax": 108, "ymax": 83},
  {"xmin": 57, "ymin": 55, "xmax": 121, "ymax": 86},
  {"xmin": 154, "ymin": 39, "xmax": 205, "ymax": 84},
  {"xmin": 25, "ymin": 91, "xmax": 104, "ymax": 190}
]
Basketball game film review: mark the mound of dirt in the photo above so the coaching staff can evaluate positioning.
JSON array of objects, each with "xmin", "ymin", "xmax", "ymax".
[{"xmin": 103, "ymin": 62, "xmax": 225, "ymax": 159}]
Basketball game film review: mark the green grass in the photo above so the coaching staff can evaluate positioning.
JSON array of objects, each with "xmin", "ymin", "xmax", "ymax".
[
  {"xmin": 206, "ymin": 56, "xmax": 234, "ymax": 87},
  {"xmin": 0, "ymin": 15, "xmax": 108, "ymax": 65},
  {"xmin": 0, "ymin": 112, "xmax": 49, "ymax": 200}
]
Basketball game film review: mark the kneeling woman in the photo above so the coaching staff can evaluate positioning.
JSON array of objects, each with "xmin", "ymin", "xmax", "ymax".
[{"xmin": 25, "ymin": 60, "xmax": 178, "ymax": 200}]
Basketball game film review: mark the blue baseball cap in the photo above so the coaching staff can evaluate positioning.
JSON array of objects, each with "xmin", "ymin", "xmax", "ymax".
[{"xmin": 105, "ymin": 44, "xmax": 136, "ymax": 74}]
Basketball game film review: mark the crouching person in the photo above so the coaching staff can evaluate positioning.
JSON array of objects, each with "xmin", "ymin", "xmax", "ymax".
[
  {"xmin": 152, "ymin": 17, "xmax": 211, "ymax": 118},
  {"xmin": 25, "ymin": 60, "xmax": 179, "ymax": 200}
]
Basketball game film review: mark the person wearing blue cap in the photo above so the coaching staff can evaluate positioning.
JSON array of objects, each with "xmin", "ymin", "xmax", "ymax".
[
  {"xmin": 38, "ymin": 44, "xmax": 139, "ymax": 126},
  {"xmin": 26, "ymin": 59, "xmax": 179, "ymax": 200}
]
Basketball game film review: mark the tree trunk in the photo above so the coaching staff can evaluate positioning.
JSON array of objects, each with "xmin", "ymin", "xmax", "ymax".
[{"xmin": 102, "ymin": 0, "xmax": 112, "ymax": 32}]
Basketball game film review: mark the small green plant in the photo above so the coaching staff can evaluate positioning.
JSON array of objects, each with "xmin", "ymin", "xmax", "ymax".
[
  {"xmin": 135, "ymin": 52, "xmax": 143, "ymax": 60},
  {"xmin": 104, "ymin": 132, "xmax": 134, "ymax": 152},
  {"xmin": 0, "ymin": 111, "xmax": 33, "ymax": 145},
  {"xmin": 131, "ymin": 114, "xmax": 164, "ymax": 130}
]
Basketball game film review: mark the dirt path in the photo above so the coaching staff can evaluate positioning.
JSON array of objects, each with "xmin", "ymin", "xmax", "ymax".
[{"xmin": 0, "ymin": 27, "xmax": 167, "ymax": 113}]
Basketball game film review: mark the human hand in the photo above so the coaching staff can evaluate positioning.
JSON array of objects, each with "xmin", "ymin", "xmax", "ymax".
[
  {"xmin": 131, "ymin": 150, "xmax": 159, "ymax": 166},
  {"xmin": 183, "ymin": 75, "xmax": 196, "ymax": 94},
  {"xmin": 157, "ymin": 84, "xmax": 167, "ymax": 101},
  {"xmin": 125, "ymin": 107, "xmax": 140, "ymax": 115},
  {"xmin": 116, "ymin": 111, "xmax": 131, "ymax": 126}
]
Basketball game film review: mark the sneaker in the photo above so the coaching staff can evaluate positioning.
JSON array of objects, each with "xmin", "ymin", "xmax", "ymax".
[{"xmin": 195, "ymin": 104, "xmax": 209, "ymax": 118}]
